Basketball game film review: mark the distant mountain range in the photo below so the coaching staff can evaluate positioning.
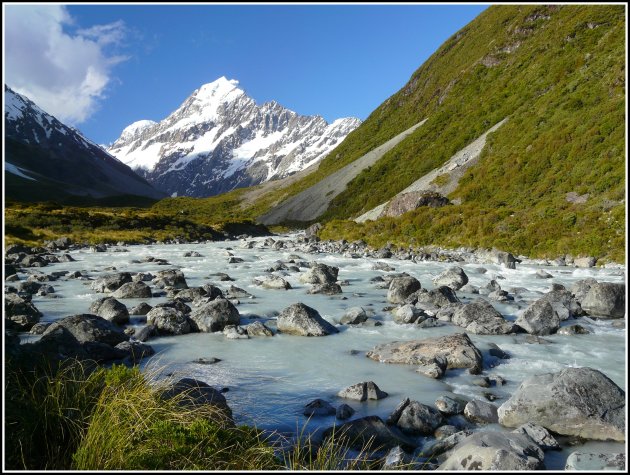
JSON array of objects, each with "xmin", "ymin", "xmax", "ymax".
[
  {"xmin": 107, "ymin": 77, "xmax": 361, "ymax": 197},
  {"xmin": 4, "ymin": 86, "xmax": 165, "ymax": 202}
]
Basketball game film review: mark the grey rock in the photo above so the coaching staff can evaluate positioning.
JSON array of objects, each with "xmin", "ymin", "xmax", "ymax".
[
  {"xmin": 304, "ymin": 398, "xmax": 336, "ymax": 417},
  {"xmin": 565, "ymin": 452, "xmax": 625, "ymax": 471},
  {"xmin": 574, "ymin": 256, "xmax": 597, "ymax": 268},
  {"xmin": 133, "ymin": 324, "xmax": 156, "ymax": 342},
  {"xmin": 277, "ymin": 303, "xmax": 339, "ymax": 336},
  {"xmin": 416, "ymin": 316, "xmax": 440, "ymax": 328},
  {"xmin": 540, "ymin": 289, "xmax": 583, "ymax": 320},
  {"xmin": 191, "ymin": 356, "xmax": 221, "ymax": 365},
  {"xmin": 246, "ymin": 321, "xmax": 274, "ymax": 336},
  {"xmin": 298, "ymin": 262, "xmax": 339, "ymax": 284},
  {"xmin": 336, "ymin": 403, "xmax": 355, "ymax": 420},
  {"xmin": 433, "ymin": 266, "xmax": 469, "ymax": 290},
  {"xmin": 452, "ymin": 299, "xmax": 514, "ymax": 334},
  {"xmin": 515, "ymin": 299, "xmax": 560, "ymax": 335},
  {"xmin": 498, "ymin": 367, "xmax": 625, "ymax": 441},
  {"xmin": 175, "ymin": 287, "xmax": 209, "ymax": 302},
  {"xmin": 304, "ymin": 222, "xmax": 322, "ymax": 237},
  {"xmin": 393, "ymin": 304, "xmax": 425, "ymax": 324},
  {"xmin": 435, "ymin": 395, "xmax": 466, "ymax": 416},
  {"xmin": 6, "ymin": 313, "xmax": 40, "ymax": 331},
  {"xmin": 512, "ymin": 422, "xmax": 560, "ymax": 451},
  {"xmin": 367, "ymin": 333, "xmax": 483, "ymax": 374},
  {"xmin": 226, "ymin": 285, "xmax": 253, "ymax": 299},
  {"xmin": 464, "ymin": 399, "xmax": 499, "ymax": 424},
  {"xmin": 5, "ymin": 291, "xmax": 42, "ymax": 320},
  {"xmin": 153, "ymin": 269, "xmax": 188, "ymax": 289},
  {"xmin": 322, "ymin": 415, "xmax": 417, "ymax": 452},
  {"xmin": 388, "ymin": 399, "xmax": 444, "ymax": 435},
  {"xmin": 418, "ymin": 430, "xmax": 472, "ymax": 458},
  {"xmin": 435, "ymin": 303, "xmax": 463, "ymax": 322},
  {"xmin": 255, "ymin": 274, "xmax": 292, "ymax": 290},
  {"xmin": 307, "ymin": 282, "xmax": 342, "ymax": 295},
  {"xmin": 223, "ymin": 324, "xmax": 249, "ymax": 339},
  {"xmin": 382, "ymin": 446, "xmax": 412, "ymax": 470},
  {"xmin": 372, "ymin": 261, "xmax": 395, "ymax": 272},
  {"xmin": 581, "ymin": 282, "xmax": 625, "ymax": 318},
  {"xmin": 488, "ymin": 289, "xmax": 511, "ymax": 302},
  {"xmin": 338, "ymin": 381, "xmax": 388, "ymax": 401},
  {"xmin": 90, "ymin": 272, "xmax": 132, "ymax": 293},
  {"xmin": 387, "ymin": 276, "xmax": 421, "ymax": 304},
  {"xmin": 434, "ymin": 425, "xmax": 460, "ymax": 440},
  {"xmin": 340, "ymin": 307, "xmax": 368, "ymax": 325},
  {"xmin": 535, "ymin": 269, "xmax": 553, "ymax": 279},
  {"xmin": 29, "ymin": 322, "xmax": 51, "ymax": 334},
  {"xmin": 115, "ymin": 340, "xmax": 155, "ymax": 362},
  {"xmin": 415, "ymin": 286, "xmax": 460, "ymax": 308},
  {"xmin": 437, "ymin": 431, "xmax": 544, "ymax": 470},
  {"xmin": 415, "ymin": 355, "xmax": 448, "ymax": 379},
  {"xmin": 42, "ymin": 313, "xmax": 128, "ymax": 346},
  {"xmin": 190, "ymin": 298, "xmax": 240, "ymax": 332},
  {"xmin": 570, "ymin": 278, "xmax": 598, "ymax": 303},
  {"xmin": 146, "ymin": 307, "xmax": 191, "ymax": 335},
  {"xmin": 130, "ymin": 302, "xmax": 153, "ymax": 315},
  {"xmin": 89, "ymin": 297, "xmax": 129, "ymax": 325},
  {"xmin": 112, "ymin": 281, "xmax": 152, "ymax": 299},
  {"xmin": 161, "ymin": 378, "xmax": 232, "ymax": 422},
  {"xmin": 557, "ymin": 324, "xmax": 590, "ymax": 335}
]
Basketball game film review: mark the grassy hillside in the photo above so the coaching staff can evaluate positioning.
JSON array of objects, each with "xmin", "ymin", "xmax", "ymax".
[{"xmin": 274, "ymin": 5, "xmax": 626, "ymax": 262}]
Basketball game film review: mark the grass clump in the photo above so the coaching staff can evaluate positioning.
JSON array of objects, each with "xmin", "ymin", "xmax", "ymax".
[
  {"xmin": 4, "ymin": 356, "xmax": 278, "ymax": 470},
  {"xmin": 6, "ymin": 352, "xmax": 407, "ymax": 470}
]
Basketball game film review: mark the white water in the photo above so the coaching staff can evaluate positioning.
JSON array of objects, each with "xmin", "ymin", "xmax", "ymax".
[{"xmin": 17, "ymin": 234, "xmax": 627, "ymax": 469}]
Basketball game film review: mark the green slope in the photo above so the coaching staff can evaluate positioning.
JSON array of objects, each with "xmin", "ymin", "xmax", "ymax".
[{"xmin": 262, "ymin": 4, "xmax": 626, "ymax": 262}]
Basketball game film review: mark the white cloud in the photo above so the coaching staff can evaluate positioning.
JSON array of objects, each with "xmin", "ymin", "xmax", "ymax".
[{"xmin": 4, "ymin": 5, "xmax": 128, "ymax": 124}]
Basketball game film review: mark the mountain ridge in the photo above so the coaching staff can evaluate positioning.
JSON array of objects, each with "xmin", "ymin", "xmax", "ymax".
[
  {"xmin": 108, "ymin": 76, "xmax": 361, "ymax": 197},
  {"xmin": 4, "ymin": 86, "xmax": 166, "ymax": 202}
]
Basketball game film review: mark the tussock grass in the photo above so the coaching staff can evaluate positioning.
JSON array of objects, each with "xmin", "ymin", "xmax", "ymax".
[{"xmin": 6, "ymin": 354, "xmax": 409, "ymax": 470}]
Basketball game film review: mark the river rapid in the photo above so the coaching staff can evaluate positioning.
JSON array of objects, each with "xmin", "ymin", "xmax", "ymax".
[{"xmin": 18, "ymin": 234, "xmax": 627, "ymax": 469}]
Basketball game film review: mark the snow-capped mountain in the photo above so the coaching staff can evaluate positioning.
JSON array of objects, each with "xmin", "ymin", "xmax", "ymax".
[
  {"xmin": 108, "ymin": 77, "xmax": 361, "ymax": 197},
  {"xmin": 4, "ymin": 86, "xmax": 165, "ymax": 201}
]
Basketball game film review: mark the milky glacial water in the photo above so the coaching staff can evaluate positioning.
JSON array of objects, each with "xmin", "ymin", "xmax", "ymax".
[{"xmin": 18, "ymin": 235, "xmax": 627, "ymax": 469}]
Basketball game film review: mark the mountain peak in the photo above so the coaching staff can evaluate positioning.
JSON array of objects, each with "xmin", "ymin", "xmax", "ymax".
[
  {"xmin": 120, "ymin": 120, "xmax": 157, "ymax": 139},
  {"xmin": 193, "ymin": 76, "xmax": 243, "ymax": 103}
]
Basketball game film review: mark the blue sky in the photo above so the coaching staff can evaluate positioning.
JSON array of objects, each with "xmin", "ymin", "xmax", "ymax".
[{"xmin": 5, "ymin": 4, "xmax": 487, "ymax": 145}]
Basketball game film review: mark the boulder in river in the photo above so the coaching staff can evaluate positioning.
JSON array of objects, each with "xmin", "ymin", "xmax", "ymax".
[
  {"xmin": 452, "ymin": 299, "xmax": 514, "ymax": 335},
  {"xmin": 387, "ymin": 398, "xmax": 444, "ymax": 435},
  {"xmin": 366, "ymin": 333, "xmax": 483, "ymax": 375},
  {"xmin": 338, "ymin": 381, "xmax": 388, "ymax": 401},
  {"xmin": 322, "ymin": 415, "xmax": 417, "ymax": 452},
  {"xmin": 580, "ymin": 282, "xmax": 625, "ymax": 318},
  {"xmin": 498, "ymin": 367, "xmax": 625, "ymax": 442},
  {"xmin": 90, "ymin": 272, "xmax": 132, "ymax": 293},
  {"xmin": 515, "ymin": 299, "xmax": 560, "ymax": 335},
  {"xmin": 564, "ymin": 452, "xmax": 625, "ymax": 471},
  {"xmin": 254, "ymin": 275, "xmax": 291, "ymax": 290},
  {"xmin": 437, "ymin": 431, "xmax": 545, "ymax": 470},
  {"xmin": 298, "ymin": 262, "xmax": 339, "ymax": 284},
  {"xmin": 146, "ymin": 307, "xmax": 192, "ymax": 335},
  {"xmin": 277, "ymin": 303, "xmax": 339, "ymax": 337},
  {"xmin": 387, "ymin": 276, "xmax": 421, "ymax": 304},
  {"xmin": 433, "ymin": 266, "xmax": 469, "ymax": 291},
  {"xmin": 112, "ymin": 281, "xmax": 152, "ymax": 299},
  {"xmin": 189, "ymin": 298, "xmax": 240, "ymax": 333},
  {"xmin": 89, "ymin": 297, "xmax": 129, "ymax": 325},
  {"xmin": 340, "ymin": 307, "xmax": 368, "ymax": 325}
]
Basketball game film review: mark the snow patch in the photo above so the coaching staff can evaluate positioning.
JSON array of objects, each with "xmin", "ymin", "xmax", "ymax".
[{"xmin": 5, "ymin": 162, "xmax": 36, "ymax": 181}]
